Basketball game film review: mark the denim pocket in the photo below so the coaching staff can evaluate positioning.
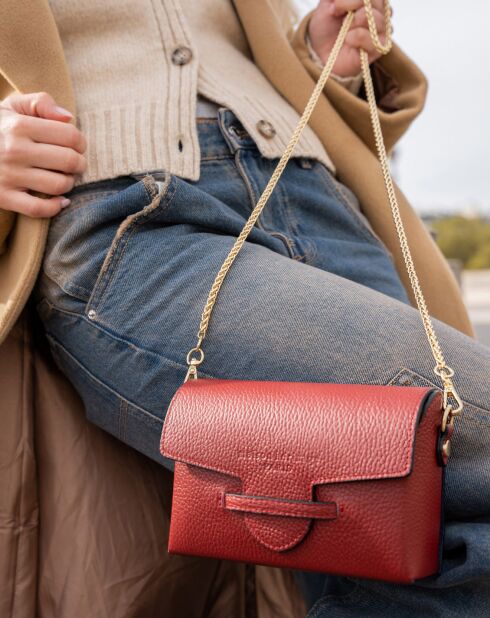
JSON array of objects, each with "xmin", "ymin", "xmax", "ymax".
[
  {"xmin": 385, "ymin": 367, "xmax": 441, "ymax": 389},
  {"xmin": 41, "ymin": 174, "xmax": 168, "ymax": 306},
  {"xmin": 84, "ymin": 174, "xmax": 173, "ymax": 327}
]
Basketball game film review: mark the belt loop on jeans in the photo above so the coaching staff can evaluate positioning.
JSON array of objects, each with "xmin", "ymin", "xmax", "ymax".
[{"xmin": 218, "ymin": 108, "xmax": 255, "ymax": 154}]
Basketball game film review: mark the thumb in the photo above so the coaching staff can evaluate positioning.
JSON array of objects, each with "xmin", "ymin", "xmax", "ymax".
[{"xmin": 2, "ymin": 91, "xmax": 74, "ymax": 122}]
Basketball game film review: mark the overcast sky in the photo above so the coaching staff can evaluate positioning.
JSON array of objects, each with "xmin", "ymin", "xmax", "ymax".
[{"xmin": 295, "ymin": 0, "xmax": 490, "ymax": 215}]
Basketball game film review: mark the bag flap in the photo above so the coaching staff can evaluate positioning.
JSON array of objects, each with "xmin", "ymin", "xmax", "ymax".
[{"xmin": 161, "ymin": 378, "xmax": 441, "ymax": 551}]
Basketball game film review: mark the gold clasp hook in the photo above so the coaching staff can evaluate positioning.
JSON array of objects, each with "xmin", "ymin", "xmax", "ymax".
[
  {"xmin": 184, "ymin": 346, "xmax": 204, "ymax": 382},
  {"xmin": 433, "ymin": 365, "xmax": 464, "ymax": 416},
  {"xmin": 443, "ymin": 386, "xmax": 463, "ymax": 417}
]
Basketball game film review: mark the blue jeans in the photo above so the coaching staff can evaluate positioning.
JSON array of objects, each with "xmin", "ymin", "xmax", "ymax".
[{"xmin": 33, "ymin": 110, "xmax": 490, "ymax": 617}]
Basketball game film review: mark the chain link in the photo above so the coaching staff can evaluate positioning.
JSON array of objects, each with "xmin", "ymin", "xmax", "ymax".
[
  {"xmin": 364, "ymin": 0, "xmax": 393, "ymax": 55},
  {"xmin": 184, "ymin": 0, "xmax": 464, "ymax": 419}
]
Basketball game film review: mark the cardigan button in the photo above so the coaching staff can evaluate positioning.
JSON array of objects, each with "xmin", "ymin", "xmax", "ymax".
[
  {"xmin": 171, "ymin": 46, "xmax": 193, "ymax": 66},
  {"xmin": 256, "ymin": 119, "xmax": 276, "ymax": 139}
]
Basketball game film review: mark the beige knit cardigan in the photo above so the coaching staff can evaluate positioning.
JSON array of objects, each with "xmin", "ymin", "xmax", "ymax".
[{"xmin": 47, "ymin": 0, "xmax": 341, "ymax": 186}]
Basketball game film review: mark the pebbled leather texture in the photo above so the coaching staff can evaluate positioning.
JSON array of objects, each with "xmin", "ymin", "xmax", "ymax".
[{"xmin": 160, "ymin": 379, "xmax": 444, "ymax": 583}]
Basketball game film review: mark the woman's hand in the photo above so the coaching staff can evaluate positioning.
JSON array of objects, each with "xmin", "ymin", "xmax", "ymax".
[
  {"xmin": 0, "ymin": 91, "xmax": 87, "ymax": 218},
  {"xmin": 308, "ymin": 0, "xmax": 392, "ymax": 77}
]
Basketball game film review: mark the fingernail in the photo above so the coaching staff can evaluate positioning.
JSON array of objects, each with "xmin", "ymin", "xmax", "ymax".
[
  {"xmin": 60, "ymin": 198, "xmax": 71, "ymax": 208},
  {"xmin": 54, "ymin": 105, "xmax": 73, "ymax": 117}
]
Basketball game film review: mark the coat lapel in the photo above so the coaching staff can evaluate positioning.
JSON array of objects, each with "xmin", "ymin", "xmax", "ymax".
[{"xmin": 0, "ymin": 0, "xmax": 75, "ymax": 114}]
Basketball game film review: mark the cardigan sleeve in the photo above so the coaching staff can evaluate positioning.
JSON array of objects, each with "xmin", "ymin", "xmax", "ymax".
[{"xmin": 289, "ymin": 10, "xmax": 429, "ymax": 156}]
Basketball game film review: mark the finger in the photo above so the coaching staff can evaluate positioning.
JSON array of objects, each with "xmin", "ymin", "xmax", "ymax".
[
  {"xmin": 2, "ymin": 188, "xmax": 68, "ymax": 218},
  {"xmin": 1, "ymin": 134, "xmax": 86, "ymax": 175},
  {"xmin": 2, "ymin": 91, "xmax": 73, "ymax": 121},
  {"xmin": 370, "ymin": 0, "xmax": 386, "ymax": 13},
  {"xmin": 8, "ymin": 165, "xmax": 76, "ymax": 196},
  {"xmin": 333, "ymin": 47, "xmax": 362, "ymax": 75},
  {"xmin": 330, "ymin": 0, "xmax": 387, "ymax": 17},
  {"xmin": 330, "ymin": 0, "xmax": 363, "ymax": 16},
  {"xmin": 7, "ymin": 114, "xmax": 87, "ymax": 154},
  {"xmin": 353, "ymin": 7, "xmax": 386, "ymax": 32},
  {"xmin": 26, "ymin": 142, "xmax": 87, "ymax": 175},
  {"xmin": 345, "ymin": 27, "xmax": 386, "ymax": 55}
]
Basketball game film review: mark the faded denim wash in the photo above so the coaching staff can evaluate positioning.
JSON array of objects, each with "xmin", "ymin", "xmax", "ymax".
[{"xmin": 33, "ymin": 110, "xmax": 490, "ymax": 617}]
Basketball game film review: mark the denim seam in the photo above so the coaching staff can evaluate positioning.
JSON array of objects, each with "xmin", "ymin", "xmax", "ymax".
[
  {"xmin": 87, "ymin": 176, "xmax": 177, "ymax": 315},
  {"xmin": 269, "ymin": 231, "xmax": 296, "ymax": 259},
  {"xmin": 87, "ymin": 192, "xmax": 157, "ymax": 311},
  {"xmin": 45, "ymin": 331, "xmax": 163, "ymax": 426},
  {"xmin": 234, "ymin": 150, "xmax": 302, "ymax": 259},
  {"xmin": 460, "ymin": 410, "xmax": 490, "ymax": 426},
  {"xmin": 41, "ymin": 297, "xmax": 218, "ymax": 380},
  {"xmin": 40, "ymin": 268, "xmax": 92, "ymax": 302},
  {"xmin": 388, "ymin": 366, "xmax": 490, "ymax": 419},
  {"xmin": 200, "ymin": 154, "xmax": 235, "ymax": 162},
  {"xmin": 275, "ymin": 181, "xmax": 307, "ymax": 261},
  {"xmin": 142, "ymin": 174, "xmax": 159, "ymax": 200},
  {"xmin": 317, "ymin": 163, "xmax": 391, "ymax": 250},
  {"xmin": 234, "ymin": 150, "xmax": 266, "ymax": 231},
  {"xmin": 275, "ymin": 174, "xmax": 300, "ymax": 237},
  {"xmin": 279, "ymin": 178, "xmax": 317, "ymax": 262}
]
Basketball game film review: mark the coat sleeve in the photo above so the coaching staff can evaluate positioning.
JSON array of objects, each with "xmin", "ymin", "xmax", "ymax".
[{"xmin": 289, "ymin": 10, "xmax": 429, "ymax": 156}]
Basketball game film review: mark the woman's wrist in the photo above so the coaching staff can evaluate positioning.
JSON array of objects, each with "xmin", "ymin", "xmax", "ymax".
[{"xmin": 305, "ymin": 32, "xmax": 364, "ymax": 97}]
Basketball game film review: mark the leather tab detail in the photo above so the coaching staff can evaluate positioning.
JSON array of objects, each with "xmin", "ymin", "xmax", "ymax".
[
  {"xmin": 224, "ymin": 493, "xmax": 338, "ymax": 520},
  {"xmin": 224, "ymin": 493, "xmax": 338, "ymax": 550},
  {"xmin": 244, "ymin": 513, "xmax": 310, "ymax": 552}
]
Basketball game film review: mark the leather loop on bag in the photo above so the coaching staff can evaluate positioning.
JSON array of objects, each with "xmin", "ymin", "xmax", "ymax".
[{"xmin": 223, "ymin": 494, "xmax": 339, "ymax": 521}]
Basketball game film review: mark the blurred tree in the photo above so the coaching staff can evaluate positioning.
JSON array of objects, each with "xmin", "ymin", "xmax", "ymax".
[
  {"xmin": 467, "ymin": 243, "xmax": 490, "ymax": 270},
  {"xmin": 432, "ymin": 217, "xmax": 490, "ymax": 269}
]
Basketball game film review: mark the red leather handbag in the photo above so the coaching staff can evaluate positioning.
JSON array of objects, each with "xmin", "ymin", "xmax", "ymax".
[{"xmin": 160, "ymin": 0, "xmax": 464, "ymax": 584}]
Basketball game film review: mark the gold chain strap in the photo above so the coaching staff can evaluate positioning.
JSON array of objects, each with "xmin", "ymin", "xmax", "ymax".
[{"xmin": 185, "ymin": 0, "xmax": 463, "ymax": 427}]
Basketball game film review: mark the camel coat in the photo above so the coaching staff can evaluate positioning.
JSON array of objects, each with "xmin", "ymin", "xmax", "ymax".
[{"xmin": 0, "ymin": 0, "xmax": 475, "ymax": 616}]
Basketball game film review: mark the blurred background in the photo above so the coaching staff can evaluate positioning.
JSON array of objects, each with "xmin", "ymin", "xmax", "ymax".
[{"xmin": 295, "ymin": 0, "xmax": 490, "ymax": 344}]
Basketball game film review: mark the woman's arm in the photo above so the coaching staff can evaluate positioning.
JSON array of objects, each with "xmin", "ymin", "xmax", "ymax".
[{"xmin": 289, "ymin": 1, "xmax": 428, "ymax": 155}]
